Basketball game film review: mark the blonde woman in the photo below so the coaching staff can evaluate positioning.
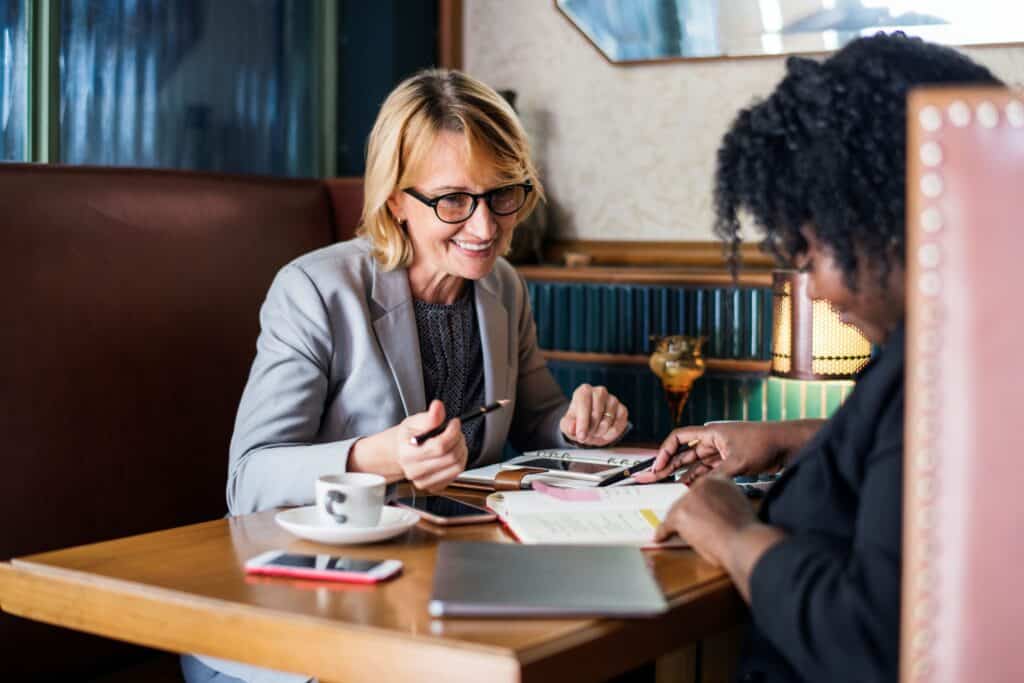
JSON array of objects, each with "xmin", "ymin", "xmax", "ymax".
[
  {"xmin": 225, "ymin": 69, "xmax": 630, "ymax": 516},
  {"xmin": 188, "ymin": 67, "xmax": 632, "ymax": 683}
]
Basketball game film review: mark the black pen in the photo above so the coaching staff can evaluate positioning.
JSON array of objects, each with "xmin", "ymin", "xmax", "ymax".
[
  {"xmin": 596, "ymin": 456, "xmax": 658, "ymax": 487},
  {"xmin": 409, "ymin": 399, "xmax": 510, "ymax": 446},
  {"xmin": 669, "ymin": 438, "xmax": 703, "ymax": 481}
]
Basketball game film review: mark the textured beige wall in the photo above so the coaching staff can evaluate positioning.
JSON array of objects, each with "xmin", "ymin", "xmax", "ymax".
[{"xmin": 463, "ymin": 1, "xmax": 1024, "ymax": 241}]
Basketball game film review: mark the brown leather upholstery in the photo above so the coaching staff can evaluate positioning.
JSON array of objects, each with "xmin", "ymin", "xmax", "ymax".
[
  {"xmin": 0, "ymin": 164, "xmax": 361, "ymax": 678},
  {"xmin": 324, "ymin": 176, "xmax": 366, "ymax": 236},
  {"xmin": 903, "ymin": 89, "xmax": 1024, "ymax": 682}
]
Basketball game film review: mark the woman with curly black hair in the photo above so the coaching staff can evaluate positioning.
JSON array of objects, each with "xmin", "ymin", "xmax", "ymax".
[{"xmin": 641, "ymin": 34, "xmax": 1002, "ymax": 682}]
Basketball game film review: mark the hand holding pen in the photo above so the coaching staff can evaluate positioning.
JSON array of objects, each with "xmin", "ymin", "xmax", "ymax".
[
  {"xmin": 632, "ymin": 435, "xmax": 701, "ymax": 484},
  {"xmin": 635, "ymin": 421, "xmax": 798, "ymax": 485},
  {"xmin": 349, "ymin": 399, "xmax": 511, "ymax": 493},
  {"xmin": 393, "ymin": 399, "xmax": 510, "ymax": 493},
  {"xmin": 390, "ymin": 400, "xmax": 470, "ymax": 493},
  {"xmin": 410, "ymin": 399, "xmax": 509, "ymax": 445}
]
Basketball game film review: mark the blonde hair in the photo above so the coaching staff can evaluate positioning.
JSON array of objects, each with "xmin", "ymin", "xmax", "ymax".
[{"xmin": 358, "ymin": 69, "xmax": 544, "ymax": 270}]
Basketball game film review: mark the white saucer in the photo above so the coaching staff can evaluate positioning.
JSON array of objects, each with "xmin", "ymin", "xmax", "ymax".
[{"xmin": 275, "ymin": 506, "xmax": 419, "ymax": 545}]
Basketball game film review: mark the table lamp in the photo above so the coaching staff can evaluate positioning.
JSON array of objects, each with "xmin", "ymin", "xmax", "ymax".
[{"xmin": 770, "ymin": 270, "xmax": 871, "ymax": 381}]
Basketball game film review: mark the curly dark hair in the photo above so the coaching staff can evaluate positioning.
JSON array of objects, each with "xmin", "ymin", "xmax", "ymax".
[{"xmin": 714, "ymin": 33, "xmax": 1002, "ymax": 287}]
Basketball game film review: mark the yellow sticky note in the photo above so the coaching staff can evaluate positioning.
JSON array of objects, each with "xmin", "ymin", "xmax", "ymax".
[{"xmin": 640, "ymin": 509, "xmax": 661, "ymax": 528}]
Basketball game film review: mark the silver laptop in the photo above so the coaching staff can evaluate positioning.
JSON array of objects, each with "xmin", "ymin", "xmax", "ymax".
[{"xmin": 428, "ymin": 542, "xmax": 669, "ymax": 618}]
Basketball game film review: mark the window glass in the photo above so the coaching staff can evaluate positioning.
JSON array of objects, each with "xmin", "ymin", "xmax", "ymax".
[
  {"xmin": 60, "ymin": 0, "xmax": 315, "ymax": 176},
  {"xmin": 1, "ymin": 0, "xmax": 29, "ymax": 161}
]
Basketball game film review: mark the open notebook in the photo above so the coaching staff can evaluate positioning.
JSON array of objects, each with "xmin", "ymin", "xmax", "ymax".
[{"xmin": 486, "ymin": 483, "xmax": 688, "ymax": 548}]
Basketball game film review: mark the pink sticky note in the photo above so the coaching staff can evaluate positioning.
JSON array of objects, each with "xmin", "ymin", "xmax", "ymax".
[{"xmin": 531, "ymin": 480, "xmax": 601, "ymax": 501}]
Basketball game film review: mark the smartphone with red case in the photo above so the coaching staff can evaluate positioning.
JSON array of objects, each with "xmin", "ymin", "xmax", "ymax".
[{"xmin": 245, "ymin": 551, "xmax": 402, "ymax": 584}]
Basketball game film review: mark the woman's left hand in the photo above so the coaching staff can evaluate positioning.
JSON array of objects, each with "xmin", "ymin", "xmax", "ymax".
[
  {"xmin": 654, "ymin": 475, "xmax": 758, "ymax": 566},
  {"xmin": 559, "ymin": 384, "xmax": 630, "ymax": 446}
]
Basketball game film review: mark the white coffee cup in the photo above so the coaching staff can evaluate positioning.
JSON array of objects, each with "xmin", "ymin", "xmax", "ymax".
[{"xmin": 315, "ymin": 473, "xmax": 386, "ymax": 527}]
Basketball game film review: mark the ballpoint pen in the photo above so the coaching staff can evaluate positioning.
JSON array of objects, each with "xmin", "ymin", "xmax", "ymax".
[
  {"xmin": 596, "ymin": 456, "xmax": 658, "ymax": 487},
  {"xmin": 410, "ymin": 399, "xmax": 510, "ymax": 446}
]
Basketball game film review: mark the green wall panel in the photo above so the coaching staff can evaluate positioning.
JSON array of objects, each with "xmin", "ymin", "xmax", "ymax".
[
  {"xmin": 525, "ymin": 280, "xmax": 773, "ymax": 358},
  {"xmin": 525, "ymin": 279, "xmax": 855, "ymax": 444}
]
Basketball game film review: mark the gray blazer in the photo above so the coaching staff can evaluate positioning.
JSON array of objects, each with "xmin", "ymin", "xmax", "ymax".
[{"xmin": 227, "ymin": 237, "xmax": 570, "ymax": 514}]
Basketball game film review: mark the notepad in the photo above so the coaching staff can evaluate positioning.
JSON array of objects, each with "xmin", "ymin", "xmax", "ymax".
[
  {"xmin": 428, "ymin": 542, "xmax": 669, "ymax": 617},
  {"xmin": 502, "ymin": 447, "xmax": 658, "ymax": 483},
  {"xmin": 453, "ymin": 447, "xmax": 657, "ymax": 491},
  {"xmin": 486, "ymin": 483, "xmax": 688, "ymax": 548}
]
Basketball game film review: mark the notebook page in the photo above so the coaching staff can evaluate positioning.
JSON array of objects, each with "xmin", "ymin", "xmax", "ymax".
[
  {"xmin": 507, "ymin": 506, "xmax": 687, "ymax": 547},
  {"xmin": 494, "ymin": 483, "xmax": 686, "ymax": 516}
]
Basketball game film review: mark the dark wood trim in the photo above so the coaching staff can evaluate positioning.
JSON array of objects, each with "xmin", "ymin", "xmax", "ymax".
[
  {"xmin": 703, "ymin": 358, "xmax": 771, "ymax": 374},
  {"xmin": 542, "ymin": 350, "xmax": 651, "ymax": 366},
  {"xmin": 518, "ymin": 265, "xmax": 772, "ymax": 288},
  {"xmin": 541, "ymin": 350, "xmax": 770, "ymax": 375},
  {"xmin": 543, "ymin": 240, "xmax": 774, "ymax": 269},
  {"xmin": 438, "ymin": 0, "xmax": 463, "ymax": 70}
]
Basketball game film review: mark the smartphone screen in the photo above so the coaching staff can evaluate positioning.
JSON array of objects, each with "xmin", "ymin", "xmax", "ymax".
[
  {"xmin": 267, "ymin": 554, "xmax": 384, "ymax": 572},
  {"xmin": 512, "ymin": 457, "xmax": 613, "ymax": 474},
  {"xmin": 394, "ymin": 496, "xmax": 489, "ymax": 518}
]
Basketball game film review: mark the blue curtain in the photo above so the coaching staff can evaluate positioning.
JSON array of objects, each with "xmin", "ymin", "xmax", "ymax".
[
  {"xmin": 60, "ymin": 0, "xmax": 315, "ymax": 177},
  {"xmin": 1, "ymin": 0, "xmax": 28, "ymax": 161}
]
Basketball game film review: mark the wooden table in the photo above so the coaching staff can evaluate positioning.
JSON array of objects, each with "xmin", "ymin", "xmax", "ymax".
[{"xmin": 0, "ymin": 490, "xmax": 746, "ymax": 683}]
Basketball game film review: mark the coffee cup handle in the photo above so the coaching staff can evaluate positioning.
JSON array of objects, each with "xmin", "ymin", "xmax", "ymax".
[{"xmin": 324, "ymin": 490, "xmax": 348, "ymax": 524}]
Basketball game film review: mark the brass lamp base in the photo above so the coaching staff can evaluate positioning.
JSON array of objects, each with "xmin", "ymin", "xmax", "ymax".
[{"xmin": 649, "ymin": 335, "xmax": 707, "ymax": 426}]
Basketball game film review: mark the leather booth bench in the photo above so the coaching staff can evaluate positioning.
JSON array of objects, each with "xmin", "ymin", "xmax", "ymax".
[{"xmin": 0, "ymin": 164, "xmax": 362, "ymax": 679}]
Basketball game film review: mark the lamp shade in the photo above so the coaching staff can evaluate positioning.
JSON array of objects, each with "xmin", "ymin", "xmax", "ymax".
[{"xmin": 770, "ymin": 270, "xmax": 872, "ymax": 381}]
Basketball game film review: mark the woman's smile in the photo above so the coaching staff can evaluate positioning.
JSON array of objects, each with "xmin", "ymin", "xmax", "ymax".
[{"xmin": 450, "ymin": 236, "xmax": 496, "ymax": 257}]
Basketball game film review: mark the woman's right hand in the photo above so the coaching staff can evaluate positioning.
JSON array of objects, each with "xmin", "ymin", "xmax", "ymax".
[
  {"xmin": 393, "ymin": 400, "xmax": 469, "ymax": 492},
  {"xmin": 350, "ymin": 400, "xmax": 469, "ymax": 492},
  {"xmin": 634, "ymin": 421, "xmax": 805, "ymax": 485}
]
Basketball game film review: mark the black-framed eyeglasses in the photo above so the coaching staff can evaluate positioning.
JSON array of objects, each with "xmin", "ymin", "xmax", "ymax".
[{"xmin": 402, "ymin": 183, "xmax": 533, "ymax": 224}]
